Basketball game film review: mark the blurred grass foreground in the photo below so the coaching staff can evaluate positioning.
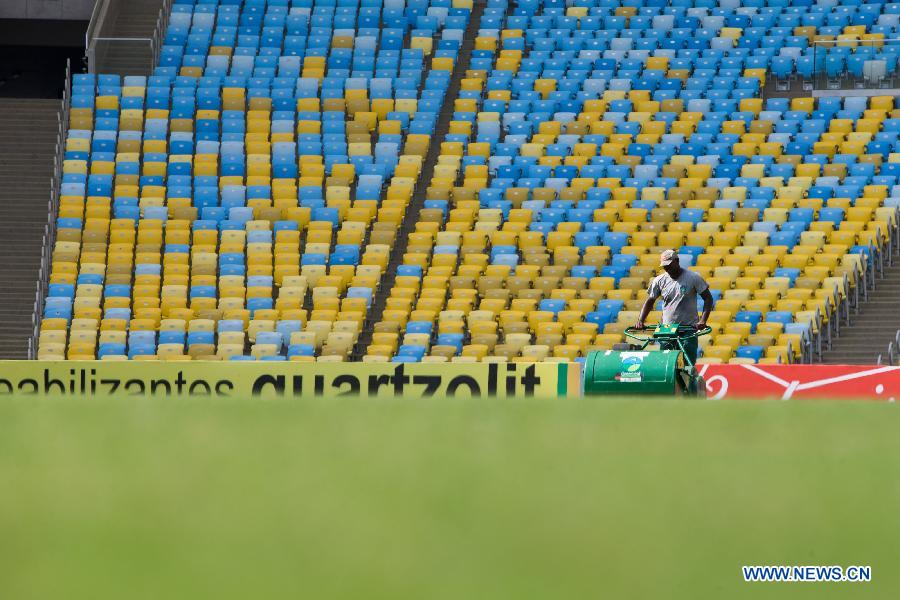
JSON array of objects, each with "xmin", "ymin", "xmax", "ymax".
[{"xmin": 0, "ymin": 396, "xmax": 897, "ymax": 600}]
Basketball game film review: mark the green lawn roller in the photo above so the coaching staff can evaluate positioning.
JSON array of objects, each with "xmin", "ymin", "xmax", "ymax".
[{"xmin": 583, "ymin": 324, "xmax": 712, "ymax": 397}]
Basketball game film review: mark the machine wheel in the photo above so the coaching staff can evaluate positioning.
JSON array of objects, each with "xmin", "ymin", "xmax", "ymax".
[{"xmin": 694, "ymin": 376, "xmax": 707, "ymax": 398}]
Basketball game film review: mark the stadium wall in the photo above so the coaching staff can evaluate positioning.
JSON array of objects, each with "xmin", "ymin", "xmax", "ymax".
[
  {"xmin": 2, "ymin": 362, "xmax": 896, "ymax": 400},
  {"xmin": 0, "ymin": 362, "xmax": 580, "ymax": 399},
  {"xmin": 0, "ymin": 0, "xmax": 93, "ymax": 21},
  {"xmin": 700, "ymin": 364, "xmax": 900, "ymax": 401}
]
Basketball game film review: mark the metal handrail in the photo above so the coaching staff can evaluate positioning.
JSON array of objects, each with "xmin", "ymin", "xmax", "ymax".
[
  {"xmin": 883, "ymin": 333, "xmax": 900, "ymax": 366},
  {"xmin": 809, "ymin": 38, "xmax": 900, "ymax": 91},
  {"xmin": 85, "ymin": 0, "xmax": 111, "ymax": 51},
  {"xmin": 86, "ymin": 0, "xmax": 173, "ymax": 74},
  {"xmin": 30, "ymin": 59, "xmax": 71, "ymax": 359},
  {"xmin": 86, "ymin": 0, "xmax": 116, "ymax": 73},
  {"xmin": 90, "ymin": 36, "xmax": 157, "ymax": 74},
  {"xmin": 812, "ymin": 38, "xmax": 900, "ymax": 46},
  {"xmin": 805, "ymin": 214, "xmax": 900, "ymax": 364},
  {"xmin": 92, "ymin": 37, "xmax": 154, "ymax": 42},
  {"xmin": 153, "ymin": 0, "xmax": 174, "ymax": 69}
]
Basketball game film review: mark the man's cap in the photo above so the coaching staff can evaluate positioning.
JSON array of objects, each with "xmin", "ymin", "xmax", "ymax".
[{"xmin": 659, "ymin": 249, "xmax": 678, "ymax": 266}]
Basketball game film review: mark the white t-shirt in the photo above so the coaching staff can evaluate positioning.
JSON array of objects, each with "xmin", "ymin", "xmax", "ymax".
[{"xmin": 647, "ymin": 269, "xmax": 709, "ymax": 326}]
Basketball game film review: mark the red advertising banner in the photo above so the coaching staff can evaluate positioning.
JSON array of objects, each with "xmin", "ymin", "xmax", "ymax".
[{"xmin": 697, "ymin": 364, "xmax": 900, "ymax": 401}]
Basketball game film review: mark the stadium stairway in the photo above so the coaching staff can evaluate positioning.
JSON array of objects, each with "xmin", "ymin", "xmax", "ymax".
[
  {"xmin": 352, "ymin": 0, "xmax": 486, "ymax": 359},
  {"xmin": 95, "ymin": 0, "xmax": 166, "ymax": 76},
  {"xmin": 743, "ymin": 87, "xmax": 900, "ymax": 365},
  {"xmin": 0, "ymin": 98, "xmax": 59, "ymax": 358},
  {"xmin": 823, "ymin": 257, "xmax": 900, "ymax": 364}
]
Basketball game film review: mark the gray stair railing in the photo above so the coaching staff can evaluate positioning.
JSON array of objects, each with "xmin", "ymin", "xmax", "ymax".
[
  {"xmin": 86, "ymin": 0, "xmax": 173, "ymax": 74},
  {"xmin": 29, "ymin": 60, "xmax": 72, "ymax": 360},
  {"xmin": 876, "ymin": 331, "xmax": 900, "ymax": 365},
  {"xmin": 801, "ymin": 207, "xmax": 898, "ymax": 364}
]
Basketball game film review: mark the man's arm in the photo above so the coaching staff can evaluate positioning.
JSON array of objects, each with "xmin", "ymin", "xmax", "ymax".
[
  {"xmin": 697, "ymin": 288, "xmax": 714, "ymax": 328},
  {"xmin": 635, "ymin": 294, "xmax": 657, "ymax": 329}
]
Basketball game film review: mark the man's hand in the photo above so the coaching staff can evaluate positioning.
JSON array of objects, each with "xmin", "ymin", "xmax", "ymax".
[
  {"xmin": 634, "ymin": 321, "xmax": 645, "ymax": 330},
  {"xmin": 695, "ymin": 321, "xmax": 707, "ymax": 330}
]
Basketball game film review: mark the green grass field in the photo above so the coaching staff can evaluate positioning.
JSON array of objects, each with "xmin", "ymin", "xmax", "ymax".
[{"xmin": 0, "ymin": 396, "xmax": 897, "ymax": 599}]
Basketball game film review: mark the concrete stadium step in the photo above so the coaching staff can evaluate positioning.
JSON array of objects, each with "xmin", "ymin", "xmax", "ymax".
[
  {"xmin": 0, "ymin": 98, "xmax": 59, "ymax": 359},
  {"xmin": 0, "ymin": 131, "xmax": 58, "ymax": 136},
  {"xmin": 822, "ymin": 258, "xmax": 900, "ymax": 365},
  {"xmin": 0, "ymin": 124, "xmax": 56, "ymax": 130}
]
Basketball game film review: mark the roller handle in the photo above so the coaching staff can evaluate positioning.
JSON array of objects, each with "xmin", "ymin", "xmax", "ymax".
[{"xmin": 624, "ymin": 325, "xmax": 713, "ymax": 341}]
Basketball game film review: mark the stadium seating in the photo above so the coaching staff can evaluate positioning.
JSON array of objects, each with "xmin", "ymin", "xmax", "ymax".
[
  {"xmin": 38, "ymin": 0, "xmax": 900, "ymax": 365},
  {"xmin": 42, "ymin": 0, "xmax": 472, "ymax": 362},
  {"xmin": 364, "ymin": 0, "xmax": 894, "ymax": 365}
]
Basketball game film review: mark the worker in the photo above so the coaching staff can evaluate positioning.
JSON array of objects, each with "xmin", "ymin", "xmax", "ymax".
[{"xmin": 635, "ymin": 249, "xmax": 714, "ymax": 363}]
